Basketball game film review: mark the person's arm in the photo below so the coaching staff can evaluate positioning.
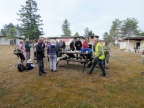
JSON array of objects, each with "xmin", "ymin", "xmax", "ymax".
[
  {"xmin": 80, "ymin": 41, "xmax": 82, "ymax": 48},
  {"xmin": 47, "ymin": 46, "xmax": 49, "ymax": 55}
]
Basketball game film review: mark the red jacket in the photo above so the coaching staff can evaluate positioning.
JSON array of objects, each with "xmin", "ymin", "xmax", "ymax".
[{"xmin": 82, "ymin": 41, "xmax": 88, "ymax": 48}]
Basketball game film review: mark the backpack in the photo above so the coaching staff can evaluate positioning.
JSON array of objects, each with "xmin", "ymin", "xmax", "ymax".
[
  {"xmin": 17, "ymin": 63, "xmax": 26, "ymax": 72},
  {"xmin": 13, "ymin": 47, "xmax": 20, "ymax": 55}
]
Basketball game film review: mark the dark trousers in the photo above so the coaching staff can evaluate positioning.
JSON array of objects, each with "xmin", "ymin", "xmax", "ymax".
[
  {"xmin": 37, "ymin": 59, "xmax": 44, "ymax": 75},
  {"xmin": 18, "ymin": 53, "xmax": 25, "ymax": 63},
  {"xmin": 34, "ymin": 52, "xmax": 37, "ymax": 60},
  {"xmin": 87, "ymin": 58, "xmax": 106, "ymax": 76}
]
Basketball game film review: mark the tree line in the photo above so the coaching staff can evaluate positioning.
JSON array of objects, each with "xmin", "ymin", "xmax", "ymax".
[
  {"xmin": 0, "ymin": 0, "xmax": 95, "ymax": 40},
  {"xmin": 103, "ymin": 18, "xmax": 144, "ymax": 44},
  {"xmin": 0, "ymin": 0, "xmax": 143, "ymax": 43}
]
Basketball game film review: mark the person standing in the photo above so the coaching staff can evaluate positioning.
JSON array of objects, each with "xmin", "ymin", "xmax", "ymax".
[
  {"xmin": 103, "ymin": 41, "xmax": 110, "ymax": 68},
  {"xmin": 70, "ymin": 40, "xmax": 75, "ymax": 51},
  {"xmin": 75, "ymin": 38, "xmax": 82, "ymax": 51},
  {"xmin": 87, "ymin": 38, "xmax": 106, "ymax": 76},
  {"xmin": 82, "ymin": 38, "xmax": 88, "ymax": 48},
  {"xmin": 25, "ymin": 39, "xmax": 31, "ymax": 62},
  {"xmin": 142, "ymin": 47, "xmax": 144, "ymax": 65},
  {"xmin": 62, "ymin": 41, "xmax": 66, "ymax": 51},
  {"xmin": 36, "ymin": 38, "xmax": 45, "ymax": 76},
  {"xmin": 56, "ymin": 40, "xmax": 62, "ymax": 57},
  {"xmin": 33, "ymin": 39, "xmax": 38, "ymax": 60},
  {"xmin": 18, "ymin": 41, "xmax": 25, "ymax": 63},
  {"xmin": 47, "ymin": 39, "xmax": 58, "ymax": 72}
]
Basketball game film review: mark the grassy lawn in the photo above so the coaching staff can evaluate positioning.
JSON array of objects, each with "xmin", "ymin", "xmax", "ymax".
[{"xmin": 0, "ymin": 46, "xmax": 144, "ymax": 108}]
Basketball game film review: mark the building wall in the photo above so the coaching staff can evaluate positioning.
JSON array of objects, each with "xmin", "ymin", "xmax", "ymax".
[
  {"xmin": 15, "ymin": 39, "xmax": 24, "ymax": 45},
  {"xmin": 140, "ymin": 40, "xmax": 144, "ymax": 51},
  {"xmin": 0, "ymin": 37, "xmax": 10, "ymax": 45},
  {"xmin": 120, "ymin": 40, "xmax": 144, "ymax": 52}
]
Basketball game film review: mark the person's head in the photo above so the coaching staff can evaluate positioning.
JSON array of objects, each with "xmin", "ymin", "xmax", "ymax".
[
  {"xmin": 34, "ymin": 39, "xmax": 37, "ymax": 43},
  {"xmin": 60, "ymin": 40, "xmax": 62, "ymax": 43},
  {"xmin": 50, "ymin": 39, "xmax": 55, "ymax": 44},
  {"xmin": 85, "ymin": 38, "xmax": 88, "ymax": 42},
  {"xmin": 26, "ymin": 38, "xmax": 29, "ymax": 42},
  {"xmin": 77, "ymin": 38, "xmax": 80, "ymax": 41},
  {"xmin": 94, "ymin": 38, "xmax": 99, "ymax": 45},
  {"xmin": 71, "ymin": 40, "xmax": 74, "ymax": 43},
  {"xmin": 38, "ymin": 38, "xmax": 44, "ymax": 44},
  {"xmin": 20, "ymin": 41, "xmax": 23, "ymax": 44},
  {"xmin": 105, "ymin": 41, "xmax": 108, "ymax": 46}
]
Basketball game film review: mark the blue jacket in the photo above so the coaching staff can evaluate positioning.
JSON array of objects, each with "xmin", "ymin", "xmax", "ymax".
[{"xmin": 47, "ymin": 44, "xmax": 58, "ymax": 55}]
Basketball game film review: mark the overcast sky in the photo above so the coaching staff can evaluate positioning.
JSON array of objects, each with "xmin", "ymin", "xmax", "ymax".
[{"xmin": 0, "ymin": 0, "xmax": 144, "ymax": 39}]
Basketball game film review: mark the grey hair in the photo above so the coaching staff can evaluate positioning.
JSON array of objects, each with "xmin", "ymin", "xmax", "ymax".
[
  {"xmin": 94, "ymin": 38, "xmax": 99, "ymax": 41},
  {"xmin": 50, "ymin": 39, "xmax": 55, "ymax": 44}
]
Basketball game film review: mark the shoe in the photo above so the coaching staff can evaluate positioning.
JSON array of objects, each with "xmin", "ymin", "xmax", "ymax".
[
  {"xmin": 53, "ymin": 70, "xmax": 57, "ymax": 72},
  {"xmin": 50, "ymin": 69, "xmax": 53, "ymax": 72},
  {"xmin": 39, "ymin": 74, "xmax": 45, "ymax": 76},
  {"xmin": 43, "ymin": 72, "xmax": 47, "ymax": 74},
  {"xmin": 100, "ymin": 74, "xmax": 106, "ymax": 77},
  {"xmin": 87, "ymin": 72, "xmax": 92, "ymax": 76}
]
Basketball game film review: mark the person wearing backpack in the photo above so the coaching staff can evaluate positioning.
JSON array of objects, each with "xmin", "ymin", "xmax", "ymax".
[
  {"xmin": 47, "ymin": 39, "xmax": 58, "ymax": 72},
  {"xmin": 18, "ymin": 41, "xmax": 25, "ymax": 63}
]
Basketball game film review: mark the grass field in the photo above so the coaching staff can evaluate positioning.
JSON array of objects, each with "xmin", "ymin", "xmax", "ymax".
[{"xmin": 0, "ymin": 46, "xmax": 144, "ymax": 108}]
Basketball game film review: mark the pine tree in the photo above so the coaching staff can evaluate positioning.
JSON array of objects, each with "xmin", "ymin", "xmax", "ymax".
[
  {"xmin": 74, "ymin": 32, "xmax": 79, "ymax": 36},
  {"xmin": 62, "ymin": 19, "xmax": 71, "ymax": 36},
  {"xmin": 17, "ymin": 0, "xmax": 44, "ymax": 40}
]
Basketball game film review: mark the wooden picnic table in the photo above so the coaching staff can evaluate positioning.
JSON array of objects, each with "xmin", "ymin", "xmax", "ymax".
[{"xmin": 57, "ymin": 51, "xmax": 93, "ymax": 72}]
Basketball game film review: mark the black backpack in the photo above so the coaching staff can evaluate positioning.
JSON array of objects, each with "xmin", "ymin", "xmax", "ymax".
[{"xmin": 17, "ymin": 63, "xmax": 26, "ymax": 72}]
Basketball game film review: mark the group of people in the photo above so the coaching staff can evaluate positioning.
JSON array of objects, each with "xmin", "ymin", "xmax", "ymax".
[{"xmin": 16, "ymin": 37, "xmax": 110, "ymax": 77}]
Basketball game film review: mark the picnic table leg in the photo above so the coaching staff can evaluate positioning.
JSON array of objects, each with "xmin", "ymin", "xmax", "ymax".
[
  {"xmin": 67, "ymin": 60, "xmax": 69, "ymax": 64},
  {"xmin": 82, "ymin": 62, "xmax": 86, "ymax": 73}
]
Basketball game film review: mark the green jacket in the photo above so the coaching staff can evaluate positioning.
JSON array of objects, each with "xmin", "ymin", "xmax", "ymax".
[{"xmin": 25, "ymin": 42, "xmax": 31, "ymax": 52}]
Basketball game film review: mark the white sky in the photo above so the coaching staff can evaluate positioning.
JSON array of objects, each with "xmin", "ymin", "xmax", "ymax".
[{"xmin": 0, "ymin": 0, "xmax": 144, "ymax": 39}]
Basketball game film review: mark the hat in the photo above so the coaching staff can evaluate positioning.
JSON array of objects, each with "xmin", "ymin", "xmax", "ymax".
[{"xmin": 27, "ymin": 59, "xmax": 32, "ymax": 63}]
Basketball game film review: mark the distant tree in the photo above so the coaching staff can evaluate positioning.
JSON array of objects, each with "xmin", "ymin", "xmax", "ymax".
[
  {"xmin": 74, "ymin": 32, "xmax": 79, "ymax": 36},
  {"xmin": 1, "ymin": 23, "xmax": 15, "ymax": 36},
  {"xmin": 17, "ymin": 0, "xmax": 44, "ymax": 40},
  {"xmin": 121, "ymin": 18, "xmax": 139, "ymax": 37},
  {"xmin": 88, "ymin": 30, "xmax": 94, "ymax": 36},
  {"xmin": 84, "ymin": 27, "xmax": 94, "ymax": 37},
  {"xmin": 6, "ymin": 28, "xmax": 17, "ymax": 46},
  {"xmin": 62, "ymin": 19, "xmax": 71, "ymax": 36},
  {"xmin": 109, "ymin": 19, "xmax": 122, "ymax": 45},
  {"xmin": 103, "ymin": 32, "xmax": 113, "ymax": 43},
  {"xmin": 84, "ymin": 27, "xmax": 89, "ymax": 37}
]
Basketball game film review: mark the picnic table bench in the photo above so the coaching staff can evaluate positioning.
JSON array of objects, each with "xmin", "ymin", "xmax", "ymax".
[{"xmin": 57, "ymin": 51, "xmax": 93, "ymax": 72}]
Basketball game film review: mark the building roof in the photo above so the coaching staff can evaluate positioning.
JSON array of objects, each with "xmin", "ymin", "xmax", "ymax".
[
  {"xmin": 46, "ymin": 36, "xmax": 85, "ymax": 39},
  {"xmin": 0, "ymin": 35, "xmax": 25, "ymax": 39},
  {"xmin": 123, "ymin": 36, "xmax": 144, "ymax": 41}
]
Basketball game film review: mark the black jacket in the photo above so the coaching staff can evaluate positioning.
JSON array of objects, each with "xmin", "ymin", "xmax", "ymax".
[
  {"xmin": 70, "ymin": 42, "xmax": 75, "ymax": 51},
  {"xmin": 36, "ymin": 43, "xmax": 44, "ymax": 60},
  {"xmin": 75, "ymin": 41, "xmax": 82, "ymax": 50}
]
